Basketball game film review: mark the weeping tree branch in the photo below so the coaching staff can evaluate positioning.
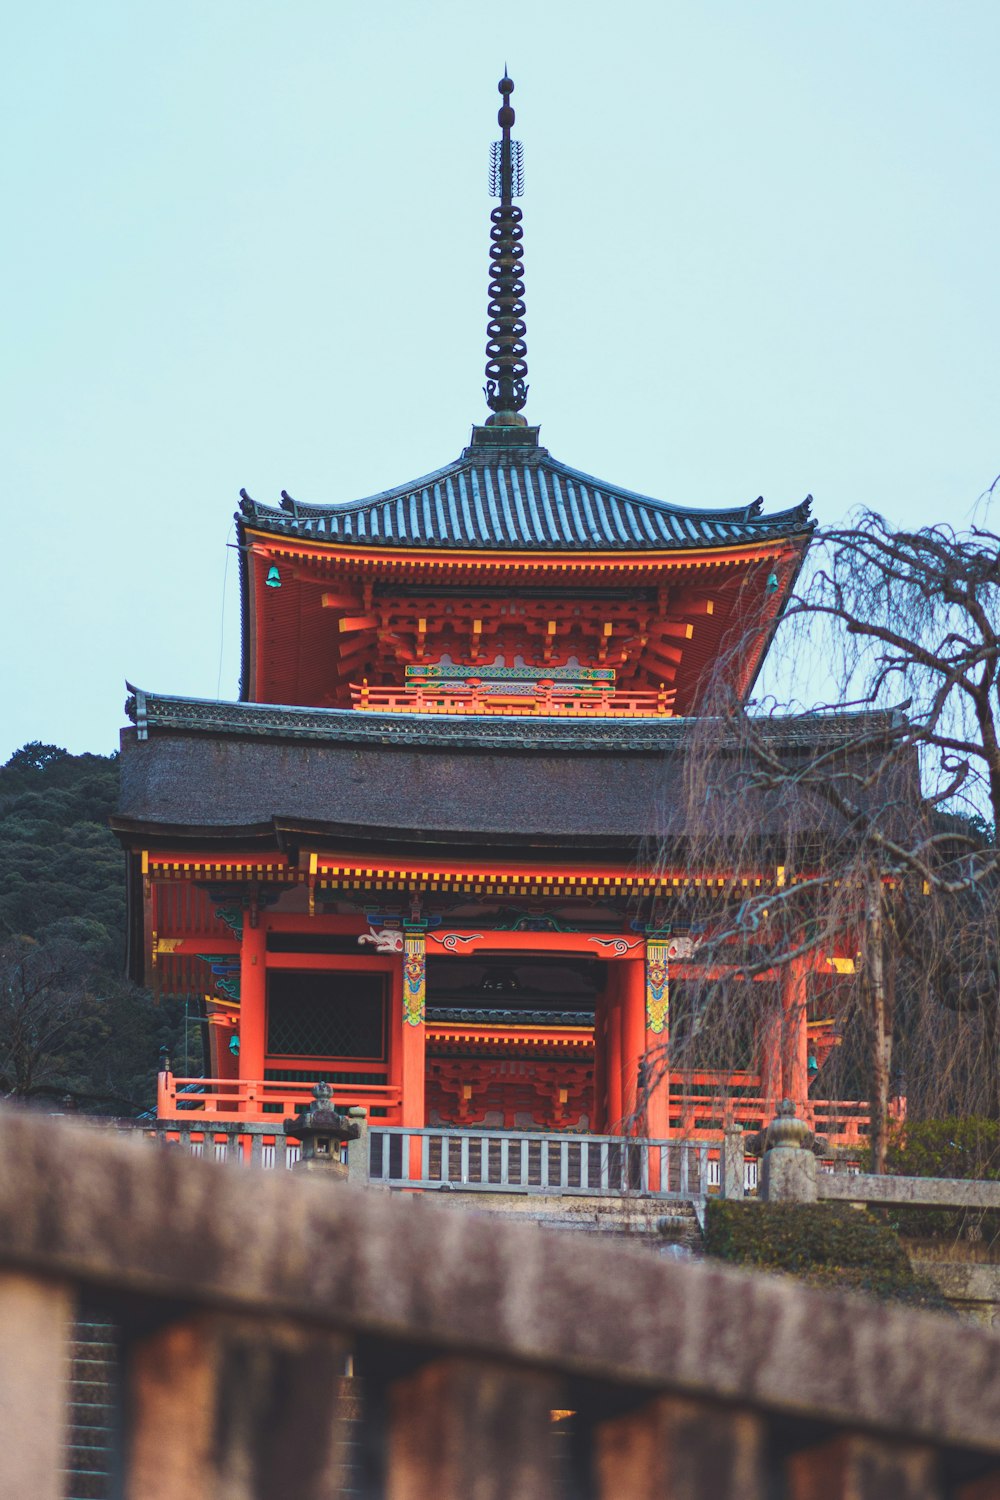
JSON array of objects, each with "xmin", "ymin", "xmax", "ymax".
[{"xmin": 646, "ymin": 503, "xmax": 1000, "ymax": 1166}]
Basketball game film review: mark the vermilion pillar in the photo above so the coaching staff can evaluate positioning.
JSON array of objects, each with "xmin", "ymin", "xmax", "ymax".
[
  {"xmin": 621, "ymin": 957, "xmax": 646, "ymax": 1134},
  {"xmin": 606, "ymin": 969, "xmax": 623, "ymax": 1132},
  {"xmin": 758, "ymin": 992, "xmax": 783, "ymax": 1119},
  {"xmin": 592, "ymin": 988, "xmax": 608, "ymax": 1133},
  {"xmin": 781, "ymin": 957, "xmax": 810, "ymax": 1116},
  {"xmin": 644, "ymin": 936, "xmax": 670, "ymax": 1144},
  {"xmin": 400, "ymin": 930, "xmax": 427, "ymax": 1173},
  {"xmin": 212, "ymin": 1021, "xmax": 239, "ymax": 1083},
  {"xmin": 238, "ymin": 919, "xmax": 266, "ymax": 1089}
]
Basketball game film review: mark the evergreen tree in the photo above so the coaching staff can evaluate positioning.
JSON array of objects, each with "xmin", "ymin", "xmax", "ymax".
[{"xmin": 0, "ymin": 743, "xmax": 182, "ymax": 1112}]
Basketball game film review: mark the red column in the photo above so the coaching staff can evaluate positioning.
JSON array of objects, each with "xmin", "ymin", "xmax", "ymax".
[
  {"xmin": 400, "ymin": 932, "xmax": 427, "ymax": 1177},
  {"xmin": 644, "ymin": 937, "xmax": 670, "ymax": 1146},
  {"xmin": 592, "ymin": 988, "xmax": 608, "ymax": 1134},
  {"xmin": 388, "ymin": 960, "xmax": 404, "ymax": 1117},
  {"xmin": 758, "ymin": 990, "xmax": 782, "ymax": 1121},
  {"xmin": 782, "ymin": 957, "xmax": 810, "ymax": 1118},
  {"xmin": 606, "ymin": 968, "xmax": 623, "ymax": 1132},
  {"xmin": 621, "ymin": 957, "xmax": 646, "ymax": 1134},
  {"xmin": 214, "ymin": 1029, "xmax": 239, "ymax": 1082},
  {"xmin": 237, "ymin": 919, "xmax": 266, "ymax": 1116}
]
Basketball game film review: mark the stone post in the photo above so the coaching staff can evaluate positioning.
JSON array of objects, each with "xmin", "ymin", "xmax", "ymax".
[
  {"xmin": 722, "ymin": 1124, "xmax": 745, "ymax": 1200},
  {"xmin": 748, "ymin": 1100, "xmax": 827, "ymax": 1203},
  {"xmin": 762, "ymin": 1140, "xmax": 818, "ymax": 1203},
  {"xmin": 345, "ymin": 1106, "xmax": 369, "ymax": 1184}
]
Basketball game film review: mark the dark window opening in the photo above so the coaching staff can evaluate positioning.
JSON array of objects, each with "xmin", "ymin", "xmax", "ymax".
[{"xmin": 267, "ymin": 971, "xmax": 387, "ymax": 1060}]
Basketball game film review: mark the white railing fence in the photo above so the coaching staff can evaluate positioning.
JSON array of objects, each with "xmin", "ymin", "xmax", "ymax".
[
  {"xmin": 368, "ymin": 1126, "xmax": 711, "ymax": 1199},
  {"xmin": 155, "ymin": 1121, "xmax": 303, "ymax": 1167},
  {"xmin": 153, "ymin": 1120, "xmax": 766, "ymax": 1198}
]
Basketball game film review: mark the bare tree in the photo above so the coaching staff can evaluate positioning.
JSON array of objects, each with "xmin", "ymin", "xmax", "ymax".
[
  {"xmin": 0, "ymin": 937, "xmax": 96, "ymax": 1100},
  {"xmin": 647, "ymin": 499, "xmax": 1000, "ymax": 1170}
]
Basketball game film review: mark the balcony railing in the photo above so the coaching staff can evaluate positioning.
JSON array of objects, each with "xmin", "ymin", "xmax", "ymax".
[
  {"xmin": 156, "ymin": 1072, "xmax": 873, "ymax": 1146},
  {"xmin": 156, "ymin": 1071, "xmax": 402, "ymax": 1124},
  {"xmin": 349, "ymin": 681, "xmax": 676, "ymax": 716}
]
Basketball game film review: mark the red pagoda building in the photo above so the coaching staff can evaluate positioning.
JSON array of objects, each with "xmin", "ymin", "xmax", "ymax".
[{"xmin": 114, "ymin": 77, "xmax": 866, "ymax": 1155}]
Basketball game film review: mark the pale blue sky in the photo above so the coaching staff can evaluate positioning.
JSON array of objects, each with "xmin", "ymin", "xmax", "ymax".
[{"xmin": 2, "ymin": 1, "xmax": 997, "ymax": 760}]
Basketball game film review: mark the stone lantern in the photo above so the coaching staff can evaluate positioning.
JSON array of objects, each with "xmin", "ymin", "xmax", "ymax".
[
  {"xmin": 747, "ymin": 1099, "xmax": 829, "ymax": 1202},
  {"xmin": 284, "ymin": 1082, "xmax": 360, "ymax": 1179}
]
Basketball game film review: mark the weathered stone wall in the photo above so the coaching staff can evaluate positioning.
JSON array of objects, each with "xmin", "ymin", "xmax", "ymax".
[{"xmin": 902, "ymin": 1239, "xmax": 1000, "ymax": 1329}]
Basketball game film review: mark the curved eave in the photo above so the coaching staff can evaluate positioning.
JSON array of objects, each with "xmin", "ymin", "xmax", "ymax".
[
  {"xmin": 110, "ymin": 812, "xmax": 647, "ymax": 858},
  {"xmin": 240, "ymin": 525, "xmax": 811, "ymax": 569}
]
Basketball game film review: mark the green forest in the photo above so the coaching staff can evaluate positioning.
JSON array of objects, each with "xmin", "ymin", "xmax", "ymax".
[{"xmin": 0, "ymin": 742, "xmax": 181, "ymax": 1113}]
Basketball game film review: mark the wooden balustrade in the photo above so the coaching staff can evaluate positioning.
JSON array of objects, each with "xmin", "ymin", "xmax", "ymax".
[
  {"xmin": 157, "ymin": 1071, "xmax": 402, "ymax": 1124},
  {"xmin": 156, "ymin": 1071, "xmax": 869, "ymax": 1146},
  {"xmin": 666, "ymin": 1094, "xmax": 871, "ymax": 1144},
  {"xmin": 350, "ymin": 681, "xmax": 676, "ymax": 716},
  {"xmin": 1, "ymin": 1105, "xmax": 999, "ymax": 1499}
]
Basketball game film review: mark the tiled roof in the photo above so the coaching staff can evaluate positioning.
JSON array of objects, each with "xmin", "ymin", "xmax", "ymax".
[
  {"xmin": 124, "ymin": 687, "xmax": 702, "ymax": 752},
  {"xmin": 238, "ymin": 431, "xmax": 813, "ymax": 553},
  {"xmin": 116, "ymin": 693, "xmax": 918, "ymax": 851},
  {"xmin": 124, "ymin": 687, "xmax": 900, "ymax": 755}
]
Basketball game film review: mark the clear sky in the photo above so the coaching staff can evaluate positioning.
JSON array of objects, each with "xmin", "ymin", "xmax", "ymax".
[{"xmin": 2, "ymin": 1, "xmax": 997, "ymax": 761}]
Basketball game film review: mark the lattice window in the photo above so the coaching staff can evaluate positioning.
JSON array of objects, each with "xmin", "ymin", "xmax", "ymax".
[{"xmin": 267, "ymin": 972, "xmax": 386, "ymax": 1059}]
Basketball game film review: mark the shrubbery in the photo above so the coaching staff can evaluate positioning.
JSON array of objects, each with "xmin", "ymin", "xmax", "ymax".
[
  {"xmin": 882, "ymin": 1118, "xmax": 1000, "ymax": 1244},
  {"xmin": 704, "ymin": 1200, "xmax": 952, "ymax": 1310},
  {"xmin": 884, "ymin": 1118, "xmax": 1000, "ymax": 1179}
]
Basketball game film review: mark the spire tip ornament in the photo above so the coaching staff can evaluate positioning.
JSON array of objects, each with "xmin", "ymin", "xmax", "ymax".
[{"xmin": 484, "ymin": 72, "xmax": 528, "ymax": 426}]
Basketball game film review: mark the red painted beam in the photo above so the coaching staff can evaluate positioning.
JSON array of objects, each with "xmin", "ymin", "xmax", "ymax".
[
  {"xmin": 264, "ymin": 952, "xmax": 398, "ymax": 971},
  {"xmin": 425, "ymin": 930, "xmax": 646, "ymax": 958},
  {"xmin": 153, "ymin": 937, "xmax": 240, "ymax": 956}
]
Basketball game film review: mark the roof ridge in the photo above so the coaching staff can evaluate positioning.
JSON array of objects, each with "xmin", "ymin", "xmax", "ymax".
[
  {"xmin": 125, "ymin": 687, "xmax": 897, "ymax": 746},
  {"xmin": 540, "ymin": 456, "xmax": 807, "ymax": 526},
  {"xmin": 239, "ymin": 448, "xmax": 812, "ymax": 533}
]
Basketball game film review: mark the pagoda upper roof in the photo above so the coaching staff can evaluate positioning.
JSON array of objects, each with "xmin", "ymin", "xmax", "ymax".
[{"xmin": 238, "ymin": 428, "xmax": 813, "ymax": 554}]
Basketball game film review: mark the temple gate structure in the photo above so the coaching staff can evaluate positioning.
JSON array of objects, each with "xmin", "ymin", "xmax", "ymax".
[{"xmin": 114, "ymin": 76, "xmax": 874, "ymax": 1151}]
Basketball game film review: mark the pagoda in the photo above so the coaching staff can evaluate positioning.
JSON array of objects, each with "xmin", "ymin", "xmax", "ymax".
[{"xmin": 115, "ymin": 76, "xmax": 862, "ymax": 1151}]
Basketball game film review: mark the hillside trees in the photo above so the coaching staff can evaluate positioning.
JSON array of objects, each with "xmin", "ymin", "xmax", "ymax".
[{"xmin": 0, "ymin": 743, "xmax": 181, "ymax": 1110}]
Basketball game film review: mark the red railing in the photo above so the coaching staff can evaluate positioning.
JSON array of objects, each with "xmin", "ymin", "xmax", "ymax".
[
  {"xmin": 662, "ymin": 1070, "xmax": 877, "ymax": 1146},
  {"xmin": 156, "ymin": 1072, "xmax": 403, "ymax": 1125},
  {"xmin": 349, "ymin": 681, "xmax": 676, "ymax": 717},
  {"xmin": 157, "ymin": 1072, "xmax": 879, "ymax": 1147},
  {"xmin": 667, "ymin": 1097, "xmax": 871, "ymax": 1146}
]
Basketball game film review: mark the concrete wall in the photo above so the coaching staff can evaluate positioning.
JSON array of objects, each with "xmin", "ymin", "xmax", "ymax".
[{"xmin": 902, "ymin": 1239, "xmax": 1000, "ymax": 1329}]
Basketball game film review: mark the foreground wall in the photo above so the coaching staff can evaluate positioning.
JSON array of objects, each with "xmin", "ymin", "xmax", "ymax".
[{"xmin": 1, "ymin": 1106, "xmax": 1000, "ymax": 1498}]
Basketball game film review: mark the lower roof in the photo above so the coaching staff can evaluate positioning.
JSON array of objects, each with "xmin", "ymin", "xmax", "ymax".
[{"xmin": 116, "ymin": 690, "xmax": 918, "ymax": 854}]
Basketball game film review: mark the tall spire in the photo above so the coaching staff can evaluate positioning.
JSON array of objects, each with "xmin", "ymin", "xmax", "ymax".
[{"xmin": 484, "ymin": 71, "xmax": 528, "ymax": 426}]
